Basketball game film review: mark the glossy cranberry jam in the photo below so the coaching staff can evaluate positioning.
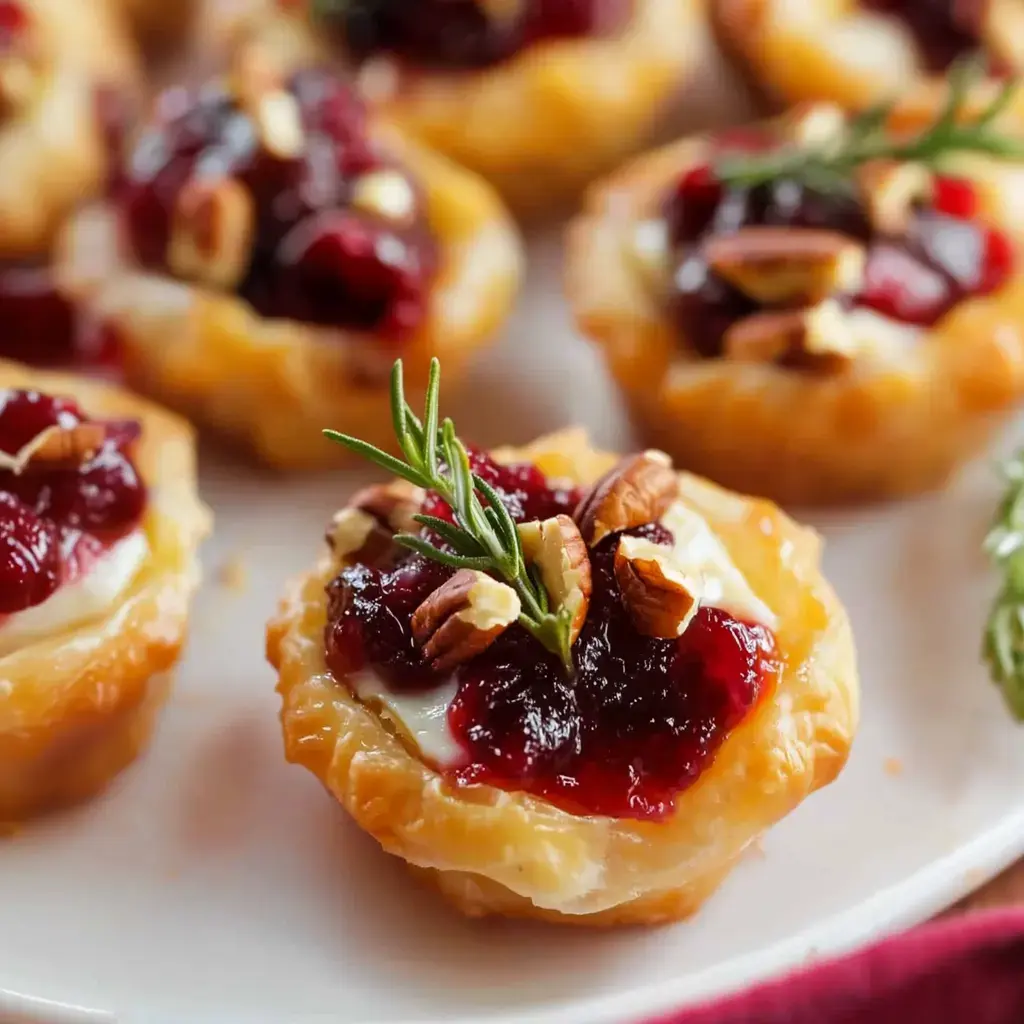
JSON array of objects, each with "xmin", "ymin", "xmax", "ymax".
[
  {"xmin": 862, "ymin": 0, "xmax": 989, "ymax": 74},
  {"xmin": 120, "ymin": 69, "xmax": 438, "ymax": 339},
  {"xmin": 330, "ymin": 0, "xmax": 632, "ymax": 70},
  {"xmin": 664, "ymin": 152, "xmax": 1015, "ymax": 358},
  {"xmin": 0, "ymin": 390, "xmax": 145, "ymax": 615},
  {"xmin": 325, "ymin": 450, "xmax": 778, "ymax": 821}
]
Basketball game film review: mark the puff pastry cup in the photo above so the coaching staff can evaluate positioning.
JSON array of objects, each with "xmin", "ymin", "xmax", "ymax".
[
  {"xmin": 0, "ymin": 360, "xmax": 209, "ymax": 823},
  {"xmin": 567, "ymin": 106, "xmax": 1024, "ymax": 506},
  {"xmin": 713, "ymin": 0, "xmax": 1024, "ymax": 128},
  {"xmin": 0, "ymin": 0, "xmax": 138, "ymax": 259},
  {"xmin": 267, "ymin": 425, "xmax": 858, "ymax": 925},
  {"xmin": 81, "ymin": 61, "xmax": 522, "ymax": 471},
  {"xmin": 117, "ymin": 0, "xmax": 199, "ymax": 52},
  {"xmin": 249, "ymin": 0, "xmax": 704, "ymax": 213}
]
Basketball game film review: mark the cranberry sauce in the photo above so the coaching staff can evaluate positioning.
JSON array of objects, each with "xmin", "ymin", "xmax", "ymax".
[
  {"xmin": 862, "ymin": 0, "xmax": 990, "ymax": 74},
  {"xmin": 120, "ymin": 68, "xmax": 438, "ymax": 340},
  {"xmin": 0, "ymin": 390, "xmax": 146, "ymax": 615},
  {"xmin": 331, "ymin": 0, "xmax": 632, "ymax": 70},
  {"xmin": 325, "ymin": 450, "xmax": 778, "ymax": 821},
  {"xmin": 664, "ymin": 159, "xmax": 1014, "ymax": 359}
]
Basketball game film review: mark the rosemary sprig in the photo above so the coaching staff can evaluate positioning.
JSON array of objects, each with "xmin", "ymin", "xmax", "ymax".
[
  {"xmin": 983, "ymin": 450, "xmax": 1024, "ymax": 721},
  {"xmin": 717, "ymin": 56, "xmax": 1024, "ymax": 191},
  {"xmin": 324, "ymin": 358, "xmax": 576, "ymax": 675}
]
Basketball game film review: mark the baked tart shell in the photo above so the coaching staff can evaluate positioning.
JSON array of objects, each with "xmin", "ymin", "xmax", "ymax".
[
  {"xmin": 267, "ymin": 429, "xmax": 858, "ymax": 924},
  {"xmin": 712, "ymin": 0, "xmax": 1024, "ymax": 129},
  {"xmin": 566, "ymin": 136, "xmax": 1024, "ymax": 506},
  {"xmin": 0, "ymin": 361, "xmax": 210, "ymax": 823},
  {"xmin": 0, "ymin": 0, "xmax": 139, "ymax": 258},
  {"xmin": 81, "ymin": 128, "xmax": 523, "ymax": 472},
  {"xmin": 255, "ymin": 0, "xmax": 704, "ymax": 213}
]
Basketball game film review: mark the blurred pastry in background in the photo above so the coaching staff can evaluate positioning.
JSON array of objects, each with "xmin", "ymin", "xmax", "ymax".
[
  {"xmin": 567, "ymin": 88, "xmax": 1024, "ymax": 505},
  {"xmin": 254, "ymin": 0, "xmax": 704, "ymax": 213},
  {"xmin": 0, "ymin": 361, "xmax": 208, "ymax": 823},
  {"xmin": 0, "ymin": 0, "xmax": 138, "ymax": 366},
  {"xmin": 713, "ymin": 0, "xmax": 1024, "ymax": 128},
  {"xmin": 118, "ymin": 0, "xmax": 199, "ymax": 54},
  {"xmin": 77, "ymin": 52, "xmax": 522, "ymax": 470}
]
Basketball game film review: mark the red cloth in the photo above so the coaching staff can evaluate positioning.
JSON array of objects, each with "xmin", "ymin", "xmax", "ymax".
[{"xmin": 651, "ymin": 908, "xmax": 1024, "ymax": 1024}]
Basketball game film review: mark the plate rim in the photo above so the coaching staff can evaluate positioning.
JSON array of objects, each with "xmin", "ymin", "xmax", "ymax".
[{"xmin": 1, "ymin": 808, "xmax": 1022, "ymax": 1024}]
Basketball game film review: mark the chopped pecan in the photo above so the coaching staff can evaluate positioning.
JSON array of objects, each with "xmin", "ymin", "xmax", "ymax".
[
  {"xmin": 723, "ymin": 299, "xmax": 858, "ymax": 369},
  {"xmin": 349, "ymin": 481, "xmax": 425, "ymax": 534},
  {"xmin": 705, "ymin": 227, "xmax": 866, "ymax": 305},
  {"xmin": 0, "ymin": 423, "xmax": 106, "ymax": 475},
  {"xmin": 325, "ymin": 507, "xmax": 394, "ymax": 564},
  {"xmin": 253, "ymin": 89, "xmax": 305, "ymax": 159},
  {"xmin": 411, "ymin": 569, "xmax": 521, "ymax": 672},
  {"xmin": 784, "ymin": 102, "xmax": 847, "ymax": 150},
  {"xmin": 349, "ymin": 169, "xmax": 417, "ymax": 226},
  {"xmin": 614, "ymin": 535, "xmax": 700, "ymax": 638},
  {"xmin": 574, "ymin": 451, "xmax": 678, "ymax": 547},
  {"xmin": 518, "ymin": 514, "xmax": 592, "ymax": 643},
  {"xmin": 168, "ymin": 177, "xmax": 255, "ymax": 289},
  {"xmin": 982, "ymin": 1, "xmax": 1024, "ymax": 73},
  {"xmin": 856, "ymin": 160, "xmax": 932, "ymax": 235}
]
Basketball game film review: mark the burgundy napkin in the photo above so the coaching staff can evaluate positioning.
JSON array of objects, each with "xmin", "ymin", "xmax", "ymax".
[{"xmin": 649, "ymin": 907, "xmax": 1024, "ymax": 1024}]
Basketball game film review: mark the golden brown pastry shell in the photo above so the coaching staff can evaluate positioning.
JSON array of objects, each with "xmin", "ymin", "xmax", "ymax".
[
  {"xmin": 0, "ymin": 0, "xmax": 139, "ymax": 258},
  {"xmin": 118, "ymin": 0, "xmax": 199, "ymax": 52},
  {"xmin": 566, "ymin": 134, "xmax": 1024, "ymax": 506},
  {"xmin": 257, "ymin": 0, "xmax": 703, "ymax": 213},
  {"xmin": 0, "ymin": 361, "xmax": 210, "ymax": 823},
  {"xmin": 712, "ymin": 0, "xmax": 1024, "ymax": 129},
  {"xmin": 267, "ymin": 429, "xmax": 858, "ymax": 925},
  {"xmin": 83, "ymin": 127, "xmax": 522, "ymax": 471}
]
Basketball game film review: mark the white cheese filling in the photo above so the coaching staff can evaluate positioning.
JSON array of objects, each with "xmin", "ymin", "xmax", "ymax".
[
  {"xmin": 351, "ymin": 499, "xmax": 777, "ymax": 768},
  {"xmin": 0, "ymin": 530, "xmax": 149, "ymax": 657}
]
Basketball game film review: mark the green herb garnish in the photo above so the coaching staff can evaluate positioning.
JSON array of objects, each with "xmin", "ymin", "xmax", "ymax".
[
  {"xmin": 717, "ymin": 56, "xmax": 1024, "ymax": 193},
  {"xmin": 324, "ymin": 358, "xmax": 576, "ymax": 675},
  {"xmin": 983, "ymin": 449, "xmax": 1024, "ymax": 721}
]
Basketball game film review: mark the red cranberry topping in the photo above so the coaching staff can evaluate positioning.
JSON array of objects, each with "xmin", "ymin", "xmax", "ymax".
[
  {"xmin": 120, "ymin": 69, "xmax": 437, "ymax": 340},
  {"xmin": 664, "ymin": 156, "xmax": 1015, "ymax": 354},
  {"xmin": 0, "ymin": 0, "xmax": 28, "ymax": 48},
  {"xmin": 0, "ymin": 389, "xmax": 146, "ymax": 616},
  {"xmin": 325, "ymin": 451, "xmax": 777, "ymax": 821},
  {"xmin": 862, "ymin": 0, "xmax": 993, "ymax": 74},
  {"xmin": 333, "ymin": 0, "xmax": 631, "ymax": 70}
]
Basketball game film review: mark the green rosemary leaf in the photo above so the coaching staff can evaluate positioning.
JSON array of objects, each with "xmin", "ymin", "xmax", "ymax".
[
  {"xmin": 423, "ymin": 358, "xmax": 441, "ymax": 479},
  {"xmin": 394, "ymin": 534, "xmax": 494, "ymax": 572},
  {"xmin": 716, "ymin": 55, "xmax": 1023, "ymax": 194},
  {"xmin": 389, "ymin": 360, "xmax": 407, "ymax": 451},
  {"xmin": 529, "ymin": 563, "xmax": 549, "ymax": 615},
  {"xmin": 323, "ymin": 430, "xmax": 427, "ymax": 487},
  {"xmin": 473, "ymin": 473, "xmax": 522, "ymax": 573},
  {"xmin": 983, "ymin": 448, "xmax": 1024, "ymax": 722},
  {"xmin": 412, "ymin": 514, "xmax": 486, "ymax": 557}
]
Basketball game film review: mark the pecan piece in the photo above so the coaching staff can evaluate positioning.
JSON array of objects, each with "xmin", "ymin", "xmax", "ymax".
[
  {"xmin": 614, "ymin": 535, "xmax": 700, "ymax": 638},
  {"xmin": 325, "ymin": 508, "xmax": 393, "ymax": 564},
  {"xmin": 0, "ymin": 423, "xmax": 106, "ymax": 475},
  {"xmin": 705, "ymin": 227, "xmax": 866, "ymax": 305},
  {"xmin": 349, "ymin": 480, "xmax": 425, "ymax": 534},
  {"xmin": 982, "ymin": 1, "xmax": 1024, "ymax": 74},
  {"xmin": 856, "ymin": 160, "xmax": 932, "ymax": 235},
  {"xmin": 168, "ymin": 177, "xmax": 255, "ymax": 289},
  {"xmin": 784, "ymin": 102, "xmax": 847, "ymax": 150},
  {"xmin": 411, "ymin": 569, "xmax": 521, "ymax": 672},
  {"xmin": 518, "ymin": 515, "xmax": 592, "ymax": 643},
  {"xmin": 574, "ymin": 451, "xmax": 678, "ymax": 547},
  {"xmin": 723, "ymin": 299, "xmax": 858, "ymax": 369},
  {"xmin": 350, "ymin": 169, "xmax": 417, "ymax": 226}
]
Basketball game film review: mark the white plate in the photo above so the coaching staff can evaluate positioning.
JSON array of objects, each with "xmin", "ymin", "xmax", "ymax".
[{"xmin": 4, "ymin": 234, "xmax": 1024, "ymax": 1024}]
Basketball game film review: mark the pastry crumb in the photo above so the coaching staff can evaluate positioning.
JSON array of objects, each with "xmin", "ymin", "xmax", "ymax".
[
  {"xmin": 217, "ymin": 554, "xmax": 249, "ymax": 592},
  {"xmin": 883, "ymin": 757, "xmax": 904, "ymax": 778}
]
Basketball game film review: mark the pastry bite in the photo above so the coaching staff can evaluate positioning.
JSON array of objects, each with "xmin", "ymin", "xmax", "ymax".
[
  {"xmin": 0, "ymin": 360, "xmax": 209, "ymax": 823},
  {"xmin": 567, "ymin": 94, "xmax": 1024, "ymax": 505},
  {"xmin": 87, "ymin": 56, "xmax": 521, "ymax": 470},
  {"xmin": 118, "ymin": 0, "xmax": 198, "ymax": 53},
  {"xmin": 713, "ymin": 0, "xmax": 1024, "ymax": 126},
  {"xmin": 254, "ymin": 0, "xmax": 703, "ymax": 212},
  {"xmin": 267, "ymin": 359, "xmax": 858, "ymax": 925},
  {"xmin": 0, "ymin": 0, "xmax": 138, "ymax": 365}
]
